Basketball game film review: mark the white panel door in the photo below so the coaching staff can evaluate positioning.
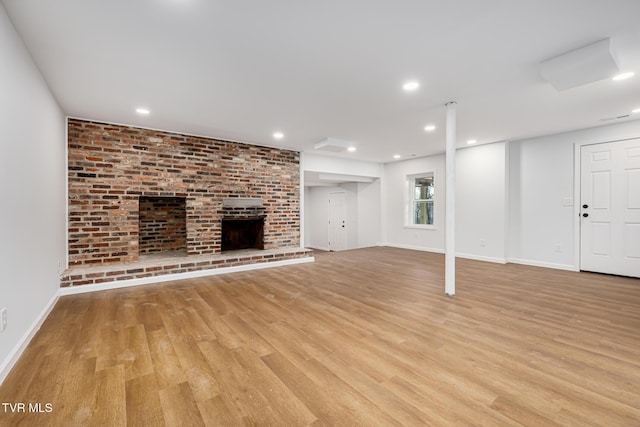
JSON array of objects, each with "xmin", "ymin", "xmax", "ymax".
[
  {"xmin": 328, "ymin": 192, "xmax": 346, "ymax": 251},
  {"xmin": 580, "ymin": 139, "xmax": 640, "ymax": 277}
]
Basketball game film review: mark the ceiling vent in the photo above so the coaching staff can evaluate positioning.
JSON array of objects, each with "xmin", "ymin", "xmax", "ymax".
[
  {"xmin": 314, "ymin": 138, "xmax": 354, "ymax": 153},
  {"xmin": 539, "ymin": 38, "xmax": 620, "ymax": 91}
]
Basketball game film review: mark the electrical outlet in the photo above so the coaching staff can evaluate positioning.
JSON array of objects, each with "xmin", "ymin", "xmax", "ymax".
[
  {"xmin": 480, "ymin": 239, "xmax": 486, "ymax": 247},
  {"xmin": 555, "ymin": 244, "xmax": 561, "ymax": 252},
  {"xmin": 1, "ymin": 308, "xmax": 7, "ymax": 332}
]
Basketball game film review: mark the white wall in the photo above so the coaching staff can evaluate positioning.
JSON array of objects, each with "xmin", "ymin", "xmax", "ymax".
[
  {"xmin": 303, "ymin": 153, "xmax": 383, "ymax": 178},
  {"xmin": 0, "ymin": 4, "xmax": 67, "ymax": 382},
  {"xmin": 303, "ymin": 186, "xmax": 311, "ymax": 247},
  {"xmin": 357, "ymin": 179, "xmax": 382, "ymax": 248},
  {"xmin": 302, "ymin": 152, "xmax": 382, "ymax": 251},
  {"xmin": 456, "ymin": 142, "xmax": 507, "ymax": 262},
  {"xmin": 305, "ymin": 180, "xmax": 382, "ymax": 250},
  {"xmin": 383, "ymin": 154, "xmax": 446, "ymax": 252},
  {"xmin": 306, "ymin": 186, "xmax": 331, "ymax": 250},
  {"xmin": 509, "ymin": 119, "xmax": 640, "ymax": 270}
]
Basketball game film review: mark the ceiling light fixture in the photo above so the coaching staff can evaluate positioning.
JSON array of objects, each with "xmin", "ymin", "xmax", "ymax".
[
  {"xmin": 467, "ymin": 139, "xmax": 477, "ymax": 145},
  {"xmin": 403, "ymin": 81, "xmax": 420, "ymax": 91},
  {"xmin": 424, "ymin": 124, "xmax": 436, "ymax": 132},
  {"xmin": 393, "ymin": 154, "xmax": 401, "ymax": 159},
  {"xmin": 347, "ymin": 146, "xmax": 357, "ymax": 152},
  {"xmin": 613, "ymin": 72, "xmax": 635, "ymax": 81},
  {"xmin": 136, "ymin": 108, "xmax": 150, "ymax": 115},
  {"xmin": 632, "ymin": 108, "xmax": 640, "ymax": 114},
  {"xmin": 273, "ymin": 132, "xmax": 284, "ymax": 140}
]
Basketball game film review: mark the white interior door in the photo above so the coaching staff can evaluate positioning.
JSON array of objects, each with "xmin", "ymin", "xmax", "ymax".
[
  {"xmin": 328, "ymin": 192, "xmax": 346, "ymax": 251},
  {"xmin": 580, "ymin": 139, "xmax": 640, "ymax": 277}
]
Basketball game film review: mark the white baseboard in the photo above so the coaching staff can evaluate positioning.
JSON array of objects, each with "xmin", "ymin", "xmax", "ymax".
[
  {"xmin": 0, "ymin": 292, "xmax": 59, "ymax": 386},
  {"xmin": 60, "ymin": 256, "xmax": 315, "ymax": 296},
  {"xmin": 381, "ymin": 245, "xmax": 507, "ymax": 264},
  {"xmin": 306, "ymin": 245, "xmax": 330, "ymax": 252},
  {"xmin": 456, "ymin": 252, "xmax": 507, "ymax": 264},
  {"xmin": 507, "ymin": 258, "xmax": 577, "ymax": 271},
  {"xmin": 382, "ymin": 243, "xmax": 445, "ymax": 254}
]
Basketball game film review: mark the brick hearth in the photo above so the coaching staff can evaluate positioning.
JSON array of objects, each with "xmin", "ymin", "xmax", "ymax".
[{"xmin": 60, "ymin": 247, "xmax": 311, "ymax": 288}]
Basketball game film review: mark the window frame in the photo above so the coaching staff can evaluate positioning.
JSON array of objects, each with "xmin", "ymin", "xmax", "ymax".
[{"xmin": 404, "ymin": 171, "xmax": 436, "ymax": 230}]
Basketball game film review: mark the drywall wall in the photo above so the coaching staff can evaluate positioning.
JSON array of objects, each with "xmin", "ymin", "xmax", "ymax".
[
  {"xmin": 302, "ymin": 152, "xmax": 382, "ymax": 251},
  {"xmin": 303, "ymin": 186, "xmax": 311, "ymax": 247},
  {"xmin": 0, "ymin": 4, "xmax": 66, "ymax": 382},
  {"xmin": 304, "ymin": 180, "xmax": 381, "ymax": 251},
  {"xmin": 357, "ymin": 179, "xmax": 382, "ymax": 248},
  {"xmin": 383, "ymin": 154, "xmax": 446, "ymax": 252},
  {"xmin": 456, "ymin": 142, "xmax": 507, "ymax": 262},
  {"xmin": 306, "ymin": 186, "xmax": 331, "ymax": 250},
  {"xmin": 509, "ymin": 118, "xmax": 640, "ymax": 269},
  {"xmin": 305, "ymin": 185, "xmax": 356, "ymax": 250},
  {"xmin": 303, "ymin": 153, "xmax": 383, "ymax": 178}
]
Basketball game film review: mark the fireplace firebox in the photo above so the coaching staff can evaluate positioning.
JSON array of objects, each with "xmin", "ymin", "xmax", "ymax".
[{"xmin": 221, "ymin": 217, "xmax": 264, "ymax": 252}]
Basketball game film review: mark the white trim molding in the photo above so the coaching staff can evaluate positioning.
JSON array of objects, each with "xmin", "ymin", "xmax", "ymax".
[
  {"xmin": 0, "ymin": 293, "xmax": 59, "ymax": 385},
  {"xmin": 508, "ymin": 258, "xmax": 577, "ymax": 271},
  {"xmin": 456, "ymin": 253, "xmax": 507, "ymax": 264},
  {"xmin": 383, "ymin": 243, "xmax": 445, "ymax": 254}
]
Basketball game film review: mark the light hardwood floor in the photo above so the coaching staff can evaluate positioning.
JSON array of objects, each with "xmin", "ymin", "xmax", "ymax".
[{"xmin": 1, "ymin": 247, "xmax": 639, "ymax": 426}]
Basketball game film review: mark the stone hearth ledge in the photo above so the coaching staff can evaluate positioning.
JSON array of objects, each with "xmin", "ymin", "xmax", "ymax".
[{"xmin": 60, "ymin": 247, "xmax": 313, "ymax": 294}]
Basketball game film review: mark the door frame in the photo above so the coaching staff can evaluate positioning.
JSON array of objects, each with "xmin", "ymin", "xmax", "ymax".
[{"xmin": 573, "ymin": 135, "xmax": 639, "ymax": 272}]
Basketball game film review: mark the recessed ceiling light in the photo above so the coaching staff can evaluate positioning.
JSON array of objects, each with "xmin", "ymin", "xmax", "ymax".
[
  {"xmin": 403, "ymin": 81, "xmax": 420, "ymax": 91},
  {"xmin": 273, "ymin": 132, "xmax": 284, "ymax": 140},
  {"xmin": 467, "ymin": 139, "xmax": 477, "ymax": 145},
  {"xmin": 347, "ymin": 146, "xmax": 357, "ymax": 152},
  {"xmin": 136, "ymin": 108, "xmax": 150, "ymax": 115},
  {"xmin": 424, "ymin": 124, "xmax": 436, "ymax": 132},
  {"xmin": 632, "ymin": 108, "xmax": 640, "ymax": 114},
  {"xmin": 393, "ymin": 154, "xmax": 401, "ymax": 159},
  {"xmin": 613, "ymin": 72, "xmax": 634, "ymax": 81}
]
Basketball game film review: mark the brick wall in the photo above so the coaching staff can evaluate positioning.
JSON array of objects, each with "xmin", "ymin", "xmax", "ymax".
[
  {"xmin": 67, "ymin": 119, "xmax": 300, "ymax": 266},
  {"xmin": 139, "ymin": 196, "xmax": 187, "ymax": 255}
]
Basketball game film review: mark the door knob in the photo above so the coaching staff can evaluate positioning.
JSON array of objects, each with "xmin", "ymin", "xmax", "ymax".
[
  {"xmin": 582, "ymin": 213, "xmax": 589, "ymax": 217},
  {"xmin": 582, "ymin": 204, "xmax": 588, "ymax": 209}
]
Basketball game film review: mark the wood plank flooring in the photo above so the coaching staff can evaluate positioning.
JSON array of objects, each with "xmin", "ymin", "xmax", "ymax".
[{"xmin": 1, "ymin": 247, "xmax": 639, "ymax": 426}]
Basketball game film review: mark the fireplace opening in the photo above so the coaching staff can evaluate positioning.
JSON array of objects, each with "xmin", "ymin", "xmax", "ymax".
[
  {"xmin": 139, "ymin": 196, "xmax": 187, "ymax": 256},
  {"xmin": 221, "ymin": 217, "xmax": 264, "ymax": 252}
]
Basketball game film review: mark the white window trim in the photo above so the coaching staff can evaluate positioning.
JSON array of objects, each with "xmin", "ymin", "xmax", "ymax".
[{"xmin": 404, "ymin": 171, "xmax": 436, "ymax": 230}]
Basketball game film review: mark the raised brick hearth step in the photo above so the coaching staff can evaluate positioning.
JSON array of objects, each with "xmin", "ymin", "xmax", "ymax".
[{"xmin": 60, "ymin": 247, "xmax": 312, "ymax": 288}]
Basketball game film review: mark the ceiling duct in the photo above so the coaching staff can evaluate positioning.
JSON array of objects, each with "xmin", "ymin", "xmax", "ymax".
[
  {"xmin": 539, "ymin": 38, "xmax": 620, "ymax": 91},
  {"xmin": 314, "ymin": 137, "xmax": 353, "ymax": 153}
]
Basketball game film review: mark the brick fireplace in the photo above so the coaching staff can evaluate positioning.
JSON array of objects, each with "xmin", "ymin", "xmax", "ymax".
[
  {"xmin": 62, "ymin": 119, "xmax": 310, "ymax": 287},
  {"xmin": 220, "ymin": 198, "xmax": 266, "ymax": 252}
]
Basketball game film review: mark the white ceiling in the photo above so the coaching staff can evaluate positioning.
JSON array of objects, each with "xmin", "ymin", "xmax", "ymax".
[{"xmin": 3, "ymin": 0, "xmax": 640, "ymax": 163}]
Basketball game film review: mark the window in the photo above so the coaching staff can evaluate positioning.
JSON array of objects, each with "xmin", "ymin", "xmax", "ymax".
[{"xmin": 406, "ymin": 172, "xmax": 435, "ymax": 227}]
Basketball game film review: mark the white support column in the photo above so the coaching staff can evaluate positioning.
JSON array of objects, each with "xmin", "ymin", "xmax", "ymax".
[{"xmin": 445, "ymin": 102, "xmax": 457, "ymax": 295}]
